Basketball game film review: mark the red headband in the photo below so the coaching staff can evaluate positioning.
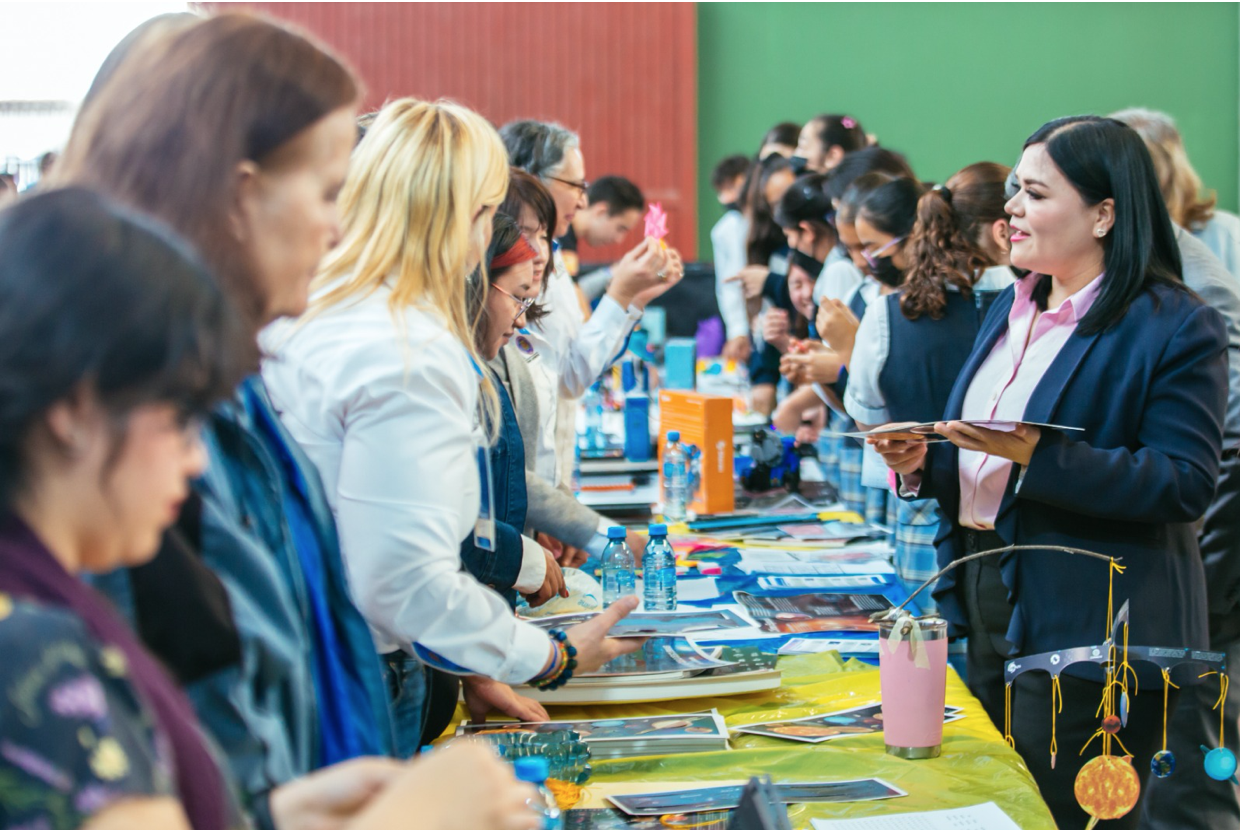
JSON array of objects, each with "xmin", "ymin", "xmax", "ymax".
[{"xmin": 490, "ymin": 234, "xmax": 538, "ymax": 271}]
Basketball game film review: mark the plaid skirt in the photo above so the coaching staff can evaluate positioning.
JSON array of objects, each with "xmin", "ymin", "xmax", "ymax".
[
  {"xmin": 864, "ymin": 484, "xmax": 890, "ymax": 528},
  {"xmin": 895, "ymin": 497, "xmax": 942, "ymax": 612}
]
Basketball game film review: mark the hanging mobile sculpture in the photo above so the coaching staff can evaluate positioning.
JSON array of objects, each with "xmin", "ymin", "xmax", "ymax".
[{"xmin": 882, "ymin": 544, "xmax": 1228, "ymax": 830}]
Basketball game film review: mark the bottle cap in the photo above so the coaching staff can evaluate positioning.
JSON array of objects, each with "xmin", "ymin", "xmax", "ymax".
[
  {"xmin": 607, "ymin": 526, "xmax": 627, "ymax": 539},
  {"xmin": 648, "ymin": 523, "xmax": 668, "ymax": 536},
  {"xmin": 513, "ymin": 756, "xmax": 550, "ymax": 784},
  {"xmin": 668, "ymin": 430, "xmax": 680, "ymax": 442}
]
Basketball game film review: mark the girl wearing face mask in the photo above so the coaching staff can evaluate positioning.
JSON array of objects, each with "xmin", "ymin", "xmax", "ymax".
[
  {"xmin": 54, "ymin": 11, "xmax": 405, "ymax": 810},
  {"xmin": 845, "ymin": 165, "xmax": 1016, "ymax": 600},
  {"xmin": 871, "ymin": 116, "xmax": 1228, "ymax": 829},
  {"xmin": 261, "ymin": 99, "xmax": 643, "ymax": 755},
  {"xmin": 790, "ymin": 113, "xmax": 867, "ymax": 176}
]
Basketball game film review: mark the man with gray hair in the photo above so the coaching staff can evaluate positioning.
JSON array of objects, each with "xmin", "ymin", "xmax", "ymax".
[{"xmin": 501, "ymin": 119, "xmax": 683, "ymax": 493}]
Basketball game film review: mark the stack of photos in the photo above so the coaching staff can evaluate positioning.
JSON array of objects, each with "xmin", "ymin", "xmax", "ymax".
[{"xmin": 458, "ymin": 710, "xmax": 730, "ymax": 759}]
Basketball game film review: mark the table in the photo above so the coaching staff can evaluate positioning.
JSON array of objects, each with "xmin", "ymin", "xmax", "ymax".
[{"xmin": 528, "ymin": 651, "xmax": 1055, "ymax": 828}]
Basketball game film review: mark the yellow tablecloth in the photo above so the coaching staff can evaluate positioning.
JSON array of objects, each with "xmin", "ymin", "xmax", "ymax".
[{"xmin": 452, "ymin": 652, "xmax": 1056, "ymax": 828}]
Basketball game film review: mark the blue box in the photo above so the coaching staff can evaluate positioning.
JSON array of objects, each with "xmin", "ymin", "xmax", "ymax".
[
  {"xmin": 662, "ymin": 338, "xmax": 696, "ymax": 390},
  {"xmin": 624, "ymin": 394, "xmax": 651, "ymax": 461}
]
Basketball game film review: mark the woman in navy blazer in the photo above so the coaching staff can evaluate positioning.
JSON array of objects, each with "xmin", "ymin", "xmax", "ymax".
[{"xmin": 874, "ymin": 116, "xmax": 1228, "ymax": 829}]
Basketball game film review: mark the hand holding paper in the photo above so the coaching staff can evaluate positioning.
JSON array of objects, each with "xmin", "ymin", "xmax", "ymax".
[{"xmin": 936, "ymin": 420, "xmax": 1042, "ymax": 465}]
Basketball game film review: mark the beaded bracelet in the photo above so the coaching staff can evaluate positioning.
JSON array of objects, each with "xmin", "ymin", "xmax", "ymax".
[{"xmin": 530, "ymin": 629, "xmax": 578, "ymax": 691}]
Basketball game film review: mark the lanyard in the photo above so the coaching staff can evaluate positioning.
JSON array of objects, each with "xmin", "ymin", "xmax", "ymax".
[{"xmin": 469, "ymin": 357, "xmax": 497, "ymax": 552}]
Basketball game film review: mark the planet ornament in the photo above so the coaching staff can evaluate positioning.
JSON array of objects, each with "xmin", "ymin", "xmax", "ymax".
[
  {"xmin": 1074, "ymin": 755, "xmax": 1141, "ymax": 821},
  {"xmin": 1203, "ymin": 746, "xmax": 1238, "ymax": 781},
  {"xmin": 1102, "ymin": 715, "xmax": 1121, "ymax": 735},
  {"xmin": 1150, "ymin": 750, "xmax": 1176, "ymax": 779}
]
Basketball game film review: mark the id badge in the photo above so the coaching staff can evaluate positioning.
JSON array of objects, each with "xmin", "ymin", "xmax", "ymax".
[{"xmin": 474, "ymin": 443, "xmax": 496, "ymax": 551}]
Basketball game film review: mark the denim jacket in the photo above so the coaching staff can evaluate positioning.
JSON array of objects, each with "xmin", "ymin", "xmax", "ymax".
[{"xmin": 100, "ymin": 378, "xmax": 394, "ymax": 815}]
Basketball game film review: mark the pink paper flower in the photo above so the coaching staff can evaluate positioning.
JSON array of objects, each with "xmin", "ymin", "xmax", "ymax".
[
  {"xmin": 841, "ymin": 116, "xmax": 856, "ymax": 129},
  {"xmin": 644, "ymin": 202, "xmax": 669, "ymax": 240}
]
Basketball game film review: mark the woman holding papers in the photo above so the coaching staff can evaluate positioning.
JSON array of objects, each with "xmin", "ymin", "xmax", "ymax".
[
  {"xmin": 872, "ymin": 116, "xmax": 1228, "ymax": 829},
  {"xmin": 845, "ymin": 167, "xmax": 1015, "ymax": 600}
]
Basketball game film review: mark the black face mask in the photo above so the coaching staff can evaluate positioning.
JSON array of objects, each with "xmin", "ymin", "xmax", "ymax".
[
  {"xmin": 723, "ymin": 201, "xmax": 741, "ymax": 214},
  {"xmin": 870, "ymin": 254, "xmax": 904, "ymax": 288},
  {"xmin": 788, "ymin": 248, "xmax": 824, "ymax": 280},
  {"xmin": 788, "ymin": 155, "xmax": 809, "ymax": 175}
]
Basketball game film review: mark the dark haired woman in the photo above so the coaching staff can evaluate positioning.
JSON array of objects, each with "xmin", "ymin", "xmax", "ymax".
[
  {"xmin": 498, "ymin": 172, "xmax": 648, "ymax": 567},
  {"xmin": 872, "ymin": 116, "xmax": 1228, "ymax": 829},
  {"xmin": 790, "ymin": 113, "xmax": 867, "ymax": 175},
  {"xmin": 0, "ymin": 188, "xmax": 546, "ymax": 830},
  {"xmin": 845, "ymin": 166, "xmax": 1014, "ymax": 606},
  {"xmin": 53, "ymin": 11, "xmax": 406, "ymax": 802},
  {"xmin": 759, "ymin": 120, "xmax": 801, "ymax": 160}
]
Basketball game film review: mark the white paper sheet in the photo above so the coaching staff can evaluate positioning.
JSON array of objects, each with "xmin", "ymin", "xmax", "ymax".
[
  {"xmin": 810, "ymin": 802, "xmax": 1022, "ymax": 830},
  {"xmin": 779, "ymin": 637, "xmax": 880, "ymax": 655},
  {"xmin": 758, "ymin": 575, "xmax": 890, "ymax": 591},
  {"xmin": 736, "ymin": 549, "xmax": 896, "ymax": 576}
]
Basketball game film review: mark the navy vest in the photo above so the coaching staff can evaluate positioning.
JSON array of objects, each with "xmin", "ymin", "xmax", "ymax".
[{"xmin": 878, "ymin": 290, "xmax": 982, "ymax": 424}]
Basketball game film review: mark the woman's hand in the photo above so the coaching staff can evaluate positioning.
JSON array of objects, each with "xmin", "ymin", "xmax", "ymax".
[
  {"xmin": 936, "ymin": 422, "xmax": 1041, "ymax": 466},
  {"xmin": 523, "ymin": 552, "xmax": 568, "ymax": 608},
  {"xmin": 780, "ymin": 351, "xmax": 838, "ymax": 386},
  {"xmin": 762, "ymin": 308, "xmax": 791, "ymax": 354},
  {"xmin": 564, "ymin": 595, "xmax": 645, "ymax": 673},
  {"xmin": 269, "ymin": 757, "xmax": 407, "ymax": 830},
  {"xmin": 348, "ymin": 741, "xmax": 543, "ymax": 830},
  {"xmin": 868, "ymin": 423, "xmax": 931, "ymax": 477},
  {"xmin": 726, "ymin": 265, "xmax": 770, "ymax": 300},
  {"xmin": 632, "ymin": 246, "xmax": 685, "ymax": 310},
  {"xmin": 721, "ymin": 335, "xmax": 752, "ymax": 363},
  {"xmin": 816, "ymin": 299, "xmax": 859, "ymax": 357},
  {"xmin": 461, "ymin": 675, "xmax": 548, "ymax": 724}
]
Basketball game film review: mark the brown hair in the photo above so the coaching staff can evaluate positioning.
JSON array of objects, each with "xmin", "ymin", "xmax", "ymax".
[
  {"xmin": 901, "ymin": 162, "xmax": 1011, "ymax": 320},
  {"xmin": 500, "ymin": 168, "xmax": 557, "ymax": 302},
  {"xmin": 54, "ymin": 12, "xmax": 360, "ymax": 331},
  {"xmin": 1110, "ymin": 107, "xmax": 1216, "ymax": 231}
]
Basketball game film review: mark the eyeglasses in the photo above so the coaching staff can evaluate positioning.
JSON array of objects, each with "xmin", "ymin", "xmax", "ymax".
[
  {"xmin": 861, "ymin": 236, "xmax": 904, "ymax": 270},
  {"xmin": 491, "ymin": 283, "xmax": 535, "ymax": 325},
  {"xmin": 547, "ymin": 175, "xmax": 590, "ymax": 194}
]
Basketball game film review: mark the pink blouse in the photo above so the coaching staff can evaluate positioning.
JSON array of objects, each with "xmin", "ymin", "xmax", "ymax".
[{"xmin": 956, "ymin": 273, "xmax": 1104, "ymax": 529}]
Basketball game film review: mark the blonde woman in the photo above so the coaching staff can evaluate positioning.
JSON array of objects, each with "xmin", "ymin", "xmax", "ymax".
[
  {"xmin": 260, "ymin": 99, "xmax": 641, "ymax": 755},
  {"xmin": 1111, "ymin": 107, "xmax": 1240, "ymax": 278}
]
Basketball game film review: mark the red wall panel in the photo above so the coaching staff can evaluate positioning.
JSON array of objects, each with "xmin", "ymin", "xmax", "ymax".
[{"xmin": 213, "ymin": 2, "xmax": 698, "ymax": 260}]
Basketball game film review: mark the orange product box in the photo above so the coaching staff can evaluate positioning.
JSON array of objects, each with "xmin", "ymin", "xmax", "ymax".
[{"xmin": 657, "ymin": 389, "xmax": 735, "ymax": 515}]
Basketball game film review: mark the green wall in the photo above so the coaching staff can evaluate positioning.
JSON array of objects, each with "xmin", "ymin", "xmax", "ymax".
[{"xmin": 698, "ymin": 2, "xmax": 1240, "ymax": 255}]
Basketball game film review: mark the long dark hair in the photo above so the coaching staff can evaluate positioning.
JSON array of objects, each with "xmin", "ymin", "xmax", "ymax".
[
  {"xmin": 1021, "ymin": 115, "xmax": 1185, "ymax": 334},
  {"xmin": 744, "ymin": 154, "xmax": 793, "ymax": 266},
  {"xmin": 856, "ymin": 174, "xmax": 924, "ymax": 239},
  {"xmin": 0, "ymin": 189, "xmax": 245, "ymax": 507},
  {"xmin": 774, "ymin": 173, "xmax": 834, "ymax": 234},
  {"xmin": 500, "ymin": 167, "xmax": 557, "ymax": 295},
  {"xmin": 902, "ymin": 162, "xmax": 1011, "ymax": 320}
]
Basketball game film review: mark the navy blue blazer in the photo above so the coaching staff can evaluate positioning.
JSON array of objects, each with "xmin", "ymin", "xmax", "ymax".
[{"xmin": 923, "ymin": 280, "xmax": 1228, "ymax": 668}]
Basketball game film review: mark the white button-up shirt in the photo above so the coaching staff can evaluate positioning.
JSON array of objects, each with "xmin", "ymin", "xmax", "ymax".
[{"xmin": 260, "ymin": 282, "xmax": 551, "ymax": 684}]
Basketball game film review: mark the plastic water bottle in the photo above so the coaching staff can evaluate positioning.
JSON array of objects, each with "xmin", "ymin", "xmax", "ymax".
[
  {"xmin": 513, "ymin": 757, "xmax": 562, "ymax": 830},
  {"xmin": 601, "ymin": 526, "xmax": 636, "ymax": 607},
  {"xmin": 685, "ymin": 443, "xmax": 702, "ymax": 504},
  {"xmin": 642, "ymin": 524, "xmax": 677, "ymax": 611},
  {"xmin": 583, "ymin": 381, "xmax": 605, "ymax": 450},
  {"xmin": 662, "ymin": 431, "xmax": 688, "ymax": 521}
]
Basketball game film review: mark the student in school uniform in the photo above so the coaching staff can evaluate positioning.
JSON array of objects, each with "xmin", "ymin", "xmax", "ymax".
[
  {"xmin": 711, "ymin": 154, "xmax": 755, "ymax": 363},
  {"xmin": 872, "ymin": 116, "xmax": 1228, "ymax": 830},
  {"xmin": 844, "ymin": 166, "xmax": 1015, "ymax": 602},
  {"xmin": 261, "ymin": 99, "xmax": 645, "ymax": 755},
  {"xmin": 788, "ymin": 113, "xmax": 868, "ymax": 176}
]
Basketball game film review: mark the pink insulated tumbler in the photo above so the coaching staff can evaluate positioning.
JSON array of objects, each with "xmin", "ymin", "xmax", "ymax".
[{"xmin": 878, "ymin": 616, "xmax": 948, "ymax": 759}]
